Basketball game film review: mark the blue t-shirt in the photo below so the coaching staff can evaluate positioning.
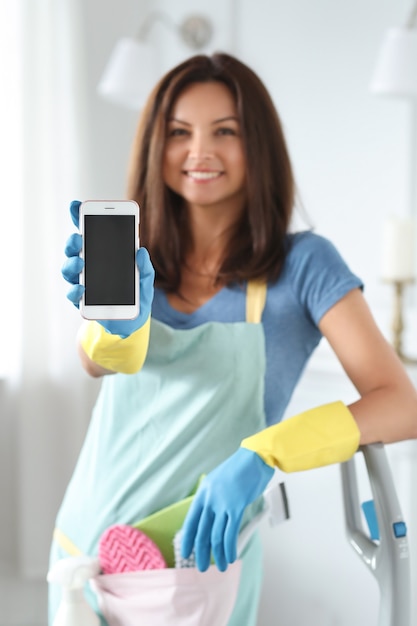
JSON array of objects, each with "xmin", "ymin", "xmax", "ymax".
[{"xmin": 151, "ymin": 231, "xmax": 363, "ymax": 426}]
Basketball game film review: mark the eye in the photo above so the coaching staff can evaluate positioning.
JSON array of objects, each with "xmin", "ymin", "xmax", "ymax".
[
  {"xmin": 167, "ymin": 127, "xmax": 189, "ymax": 138},
  {"xmin": 215, "ymin": 127, "xmax": 238, "ymax": 136}
]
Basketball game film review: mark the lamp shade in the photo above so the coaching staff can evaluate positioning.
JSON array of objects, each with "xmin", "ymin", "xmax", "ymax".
[
  {"xmin": 97, "ymin": 38, "xmax": 157, "ymax": 110},
  {"xmin": 370, "ymin": 27, "xmax": 417, "ymax": 97}
]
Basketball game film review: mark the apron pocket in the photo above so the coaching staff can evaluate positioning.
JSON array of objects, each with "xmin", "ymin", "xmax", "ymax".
[{"xmin": 90, "ymin": 561, "xmax": 242, "ymax": 626}]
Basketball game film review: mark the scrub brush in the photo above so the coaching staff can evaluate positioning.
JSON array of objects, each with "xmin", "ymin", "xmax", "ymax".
[
  {"xmin": 173, "ymin": 530, "xmax": 196, "ymax": 568},
  {"xmin": 98, "ymin": 524, "xmax": 167, "ymax": 574}
]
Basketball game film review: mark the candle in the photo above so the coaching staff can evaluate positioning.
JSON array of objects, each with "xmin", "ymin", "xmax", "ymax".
[{"xmin": 381, "ymin": 216, "xmax": 416, "ymax": 282}]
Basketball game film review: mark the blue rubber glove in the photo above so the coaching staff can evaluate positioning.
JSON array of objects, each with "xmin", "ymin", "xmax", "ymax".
[
  {"xmin": 61, "ymin": 200, "xmax": 154, "ymax": 337},
  {"xmin": 181, "ymin": 448, "xmax": 274, "ymax": 572}
]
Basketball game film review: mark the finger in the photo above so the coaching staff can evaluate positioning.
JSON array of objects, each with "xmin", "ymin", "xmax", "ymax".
[
  {"xmin": 136, "ymin": 247, "xmax": 155, "ymax": 282},
  {"xmin": 224, "ymin": 512, "xmax": 243, "ymax": 564},
  {"xmin": 70, "ymin": 200, "xmax": 81, "ymax": 228},
  {"xmin": 66, "ymin": 283, "xmax": 85, "ymax": 306},
  {"xmin": 137, "ymin": 248, "xmax": 155, "ymax": 319},
  {"xmin": 211, "ymin": 513, "xmax": 229, "ymax": 572},
  {"xmin": 181, "ymin": 494, "xmax": 205, "ymax": 559},
  {"xmin": 62, "ymin": 256, "xmax": 84, "ymax": 284},
  {"xmin": 194, "ymin": 507, "xmax": 215, "ymax": 572},
  {"xmin": 64, "ymin": 233, "xmax": 82, "ymax": 257}
]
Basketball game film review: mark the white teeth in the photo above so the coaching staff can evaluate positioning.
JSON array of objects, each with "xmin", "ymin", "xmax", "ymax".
[{"xmin": 186, "ymin": 171, "xmax": 220, "ymax": 180}]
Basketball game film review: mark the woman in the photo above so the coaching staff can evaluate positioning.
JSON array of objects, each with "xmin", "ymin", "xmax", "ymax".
[{"xmin": 55, "ymin": 52, "xmax": 417, "ymax": 625}]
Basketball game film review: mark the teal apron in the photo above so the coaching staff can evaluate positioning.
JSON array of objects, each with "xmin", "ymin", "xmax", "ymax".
[{"xmin": 49, "ymin": 281, "xmax": 268, "ymax": 626}]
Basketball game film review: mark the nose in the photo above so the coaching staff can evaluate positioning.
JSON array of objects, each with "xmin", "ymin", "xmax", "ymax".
[{"xmin": 188, "ymin": 130, "xmax": 213, "ymax": 159}]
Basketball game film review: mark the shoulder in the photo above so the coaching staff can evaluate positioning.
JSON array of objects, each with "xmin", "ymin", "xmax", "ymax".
[
  {"xmin": 268, "ymin": 230, "xmax": 364, "ymax": 326},
  {"xmin": 283, "ymin": 230, "xmax": 358, "ymax": 281},
  {"xmin": 285, "ymin": 230, "xmax": 342, "ymax": 262}
]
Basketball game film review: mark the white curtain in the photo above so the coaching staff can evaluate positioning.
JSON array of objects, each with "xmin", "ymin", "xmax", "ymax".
[{"xmin": 1, "ymin": 0, "xmax": 100, "ymax": 578}]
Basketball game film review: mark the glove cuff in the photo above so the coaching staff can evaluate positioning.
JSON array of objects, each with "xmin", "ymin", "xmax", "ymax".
[
  {"xmin": 241, "ymin": 401, "xmax": 360, "ymax": 472},
  {"xmin": 79, "ymin": 316, "xmax": 151, "ymax": 374}
]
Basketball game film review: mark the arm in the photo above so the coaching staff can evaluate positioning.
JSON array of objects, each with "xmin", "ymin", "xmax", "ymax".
[
  {"xmin": 77, "ymin": 333, "xmax": 112, "ymax": 378},
  {"xmin": 241, "ymin": 289, "xmax": 417, "ymax": 469},
  {"xmin": 240, "ymin": 288, "xmax": 417, "ymax": 472},
  {"xmin": 76, "ymin": 316, "xmax": 152, "ymax": 378},
  {"xmin": 320, "ymin": 288, "xmax": 417, "ymax": 444}
]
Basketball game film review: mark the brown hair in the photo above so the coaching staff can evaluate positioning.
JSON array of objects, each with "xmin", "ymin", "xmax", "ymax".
[{"xmin": 127, "ymin": 52, "xmax": 295, "ymax": 291}]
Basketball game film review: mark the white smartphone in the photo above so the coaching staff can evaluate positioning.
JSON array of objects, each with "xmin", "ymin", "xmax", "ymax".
[{"xmin": 79, "ymin": 200, "xmax": 140, "ymax": 320}]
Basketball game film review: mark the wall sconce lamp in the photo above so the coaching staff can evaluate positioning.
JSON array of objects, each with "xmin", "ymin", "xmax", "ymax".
[
  {"xmin": 370, "ymin": 2, "xmax": 417, "ymax": 97},
  {"xmin": 370, "ymin": 1, "xmax": 417, "ymax": 97},
  {"xmin": 97, "ymin": 12, "xmax": 213, "ymax": 110}
]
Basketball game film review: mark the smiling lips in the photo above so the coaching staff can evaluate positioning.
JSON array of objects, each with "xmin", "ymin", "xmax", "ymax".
[{"xmin": 184, "ymin": 170, "xmax": 223, "ymax": 181}]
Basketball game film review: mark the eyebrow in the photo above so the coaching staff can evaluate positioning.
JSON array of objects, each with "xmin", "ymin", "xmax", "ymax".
[{"xmin": 168, "ymin": 116, "xmax": 239, "ymax": 126}]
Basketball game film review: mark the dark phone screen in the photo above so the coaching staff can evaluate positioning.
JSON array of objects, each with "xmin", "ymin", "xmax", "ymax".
[{"xmin": 84, "ymin": 215, "xmax": 136, "ymax": 305}]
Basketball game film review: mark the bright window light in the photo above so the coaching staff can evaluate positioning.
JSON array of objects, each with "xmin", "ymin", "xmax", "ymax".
[{"xmin": 0, "ymin": 2, "xmax": 24, "ymax": 377}]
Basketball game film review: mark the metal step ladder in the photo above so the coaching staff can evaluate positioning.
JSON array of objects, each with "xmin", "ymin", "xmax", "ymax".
[{"xmin": 341, "ymin": 443, "xmax": 411, "ymax": 626}]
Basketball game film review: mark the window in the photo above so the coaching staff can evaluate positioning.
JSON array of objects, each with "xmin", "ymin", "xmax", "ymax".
[{"xmin": 0, "ymin": 2, "xmax": 24, "ymax": 377}]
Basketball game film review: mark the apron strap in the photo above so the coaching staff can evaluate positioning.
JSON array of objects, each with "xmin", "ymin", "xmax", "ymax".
[
  {"xmin": 53, "ymin": 527, "xmax": 83, "ymax": 557},
  {"xmin": 246, "ymin": 281, "xmax": 267, "ymax": 323}
]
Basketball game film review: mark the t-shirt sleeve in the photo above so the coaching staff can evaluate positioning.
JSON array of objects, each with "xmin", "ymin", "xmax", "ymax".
[{"xmin": 286, "ymin": 232, "xmax": 364, "ymax": 326}]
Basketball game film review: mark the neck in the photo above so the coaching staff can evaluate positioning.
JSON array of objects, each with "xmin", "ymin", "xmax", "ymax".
[{"xmin": 184, "ymin": 201, "xmax": 242, "ymax": 272}]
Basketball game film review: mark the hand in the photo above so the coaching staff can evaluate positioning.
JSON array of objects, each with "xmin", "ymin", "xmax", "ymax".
[
  {"xmin": 180, "ymin": 448, "xmax": 274, "ymax": 572},
  {"xmin": 61, "ymin": 200, "xmax": 154, "ymax": 337}
]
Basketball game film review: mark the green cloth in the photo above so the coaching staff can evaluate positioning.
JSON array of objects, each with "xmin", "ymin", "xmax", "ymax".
[{"xmin": 134, "ymin": 475, "xmax": 203, "ymax": 568}]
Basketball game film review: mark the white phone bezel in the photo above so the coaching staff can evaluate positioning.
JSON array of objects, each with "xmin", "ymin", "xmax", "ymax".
[{"xmin": 79, "ymin": 200, "xmax": 140, "ymax": 321}]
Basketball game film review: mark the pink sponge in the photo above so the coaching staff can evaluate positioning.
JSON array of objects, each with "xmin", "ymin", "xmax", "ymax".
[{"xmin": 98, "ymin": 524, "xmax": 167, "ymax": 574}]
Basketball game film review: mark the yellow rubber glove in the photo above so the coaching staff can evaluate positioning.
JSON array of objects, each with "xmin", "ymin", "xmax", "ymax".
[
  {"xmin": 79, "ymin": 316, "xmax": 151, "ymax": 374},
  {"xmin": 241, "ymin": 401, "xmax": 360, "ymax": 472}
]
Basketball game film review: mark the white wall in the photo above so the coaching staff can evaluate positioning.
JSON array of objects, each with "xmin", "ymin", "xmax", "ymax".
[{"xmin": 1, "ymin": 0, "xmax": 417, "ymax": 624}]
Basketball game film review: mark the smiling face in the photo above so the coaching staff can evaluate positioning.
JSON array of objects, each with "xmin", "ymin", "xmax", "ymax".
[{"xmin": 162, "ymin": 81, "xmax": 247, "ymax": 217}]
